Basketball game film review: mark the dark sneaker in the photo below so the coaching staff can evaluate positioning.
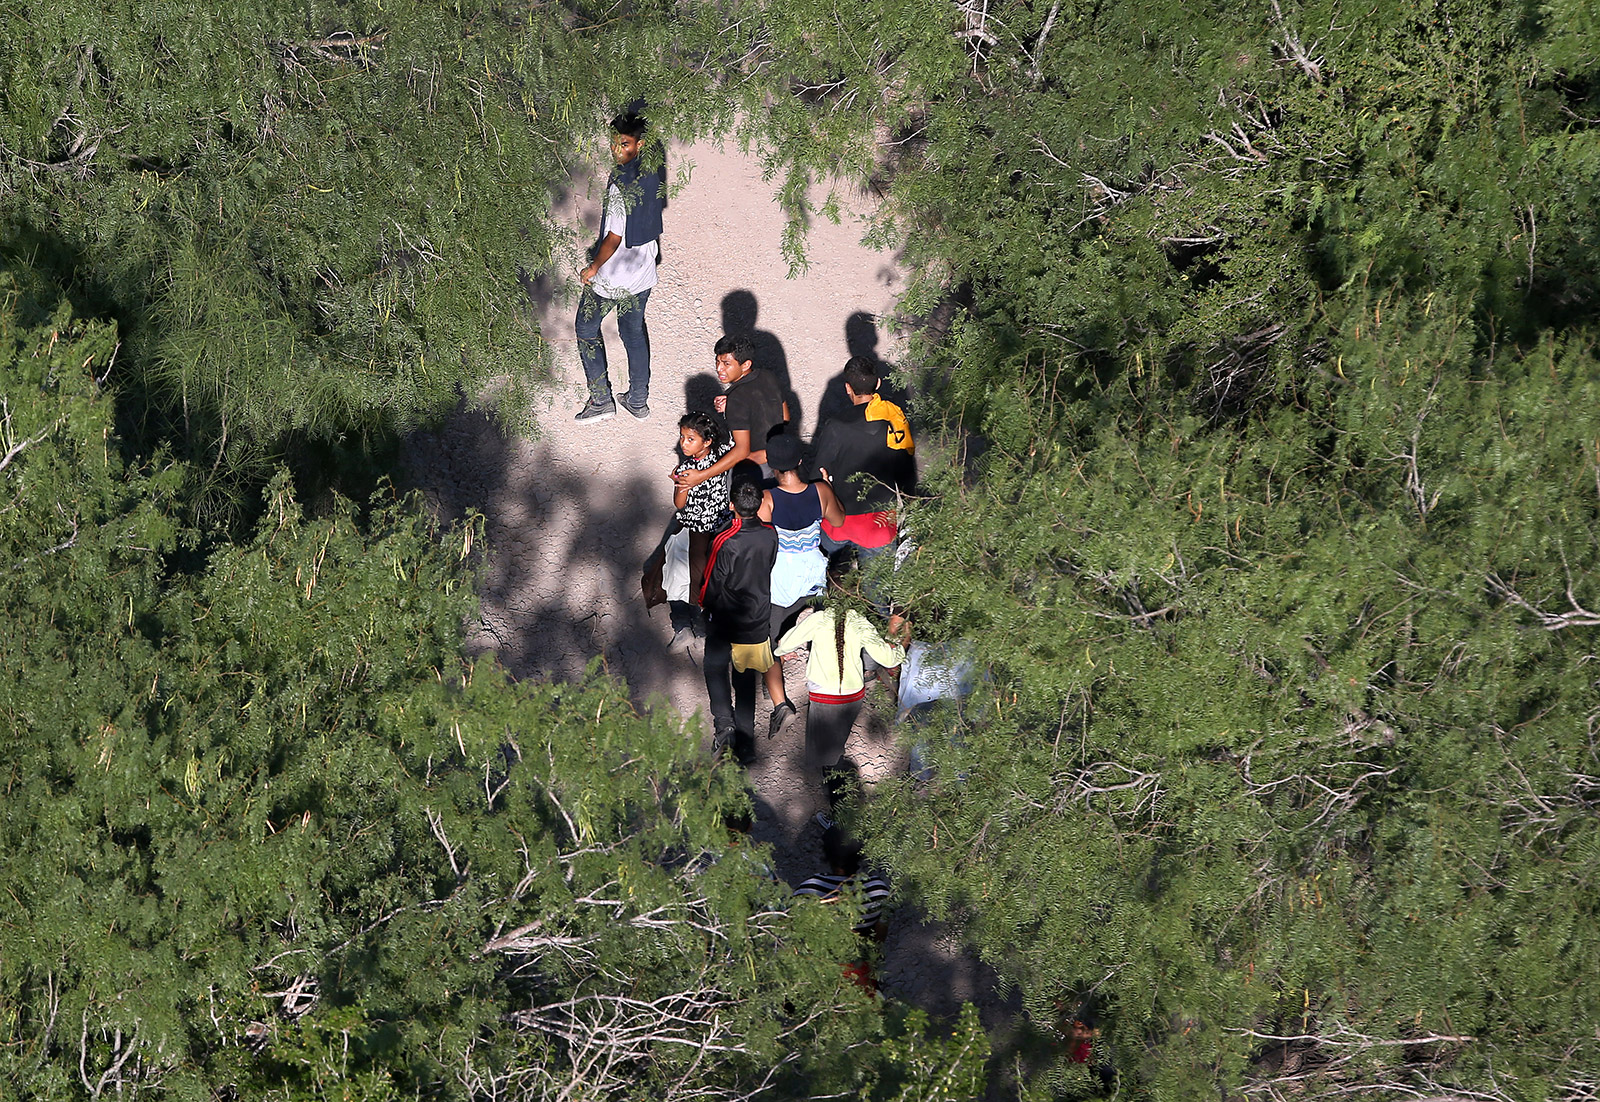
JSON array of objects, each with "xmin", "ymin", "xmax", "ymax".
[
  {"xmin": 767, "ymin": 699, "xmax": 796, "ymax": 739},
  {"xmin": 712, "ymin": 724, "xmax": 756, "ymax": 766},
  {"xmin": 621, "ymin": 398, "xmax": 650, "ymax": 420},
  {"xmin": 574, "ymin": 397, "xmax": 616, "ymax": 423}
]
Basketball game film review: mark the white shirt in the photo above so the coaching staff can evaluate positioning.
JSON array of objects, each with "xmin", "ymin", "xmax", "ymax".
[{"xmin": 592, "ymin": 183, "xmax": 659, "ymax": 300}]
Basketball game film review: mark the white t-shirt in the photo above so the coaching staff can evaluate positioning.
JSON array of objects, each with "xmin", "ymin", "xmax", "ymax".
[{"xmin": 592, "ymin": 183, "xmax": 659, "ymax": 300}]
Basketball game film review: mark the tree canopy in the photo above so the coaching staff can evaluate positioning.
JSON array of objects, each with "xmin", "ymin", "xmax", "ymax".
[
  {"xmin": 846, "ymin": 0, "xmax": 1600, "ymax": 1097},
  {"xmin": 0, "ymin": 282, "xmax": 989, "ymax": 1099},
  {"xmin": 4, "ymin": 0, "xmax": 1600, "ymax": 1098}
]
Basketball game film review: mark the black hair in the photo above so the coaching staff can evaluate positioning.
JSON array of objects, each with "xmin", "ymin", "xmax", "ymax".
[
  {"xmin": 821, "ymin": 824, "xmax": 864, "ymax": 876},
  {"xmin": 731, "ymin": 480, "xmax": 763, "ymax": 519},
  {"xmin": 764, "ymin": 432, "xmax": 803, "ymax": 473},
  {"xmin": 825, "ymin": 546, "xmax": 859, "ymax": 583},
  {"xmin": 678, "ymin": 410, "xmax": 726, "ymax": 452},
  {"xmin": 714, "ymin": 334, "xmax": 755, "ymax": 365},
  {"xmin": 842, "ymin": 356, "xmax": 880, "ymax": 396},
  {"xmin": 610, "ymin": 111, "xmax": 648, "ymax": 140},
  {"xmin": 1053, "ymin": 991, "xmax": 1103, "ymax": 1030}
]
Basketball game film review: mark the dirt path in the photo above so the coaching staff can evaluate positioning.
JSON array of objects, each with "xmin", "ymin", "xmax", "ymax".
[{"xmin": 402, "ymin": 137, "xmax": 1009, "ymax": 1029}]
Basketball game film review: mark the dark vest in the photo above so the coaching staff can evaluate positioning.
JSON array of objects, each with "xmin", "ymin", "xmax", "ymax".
[{"xmin": 611, "ymin": 156, "xmax": 665, "ymax": 248}]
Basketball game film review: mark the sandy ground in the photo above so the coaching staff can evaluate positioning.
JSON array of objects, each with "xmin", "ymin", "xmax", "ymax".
[{"xmin": 402, "ymin": 138, "xmax": 1012, "ymax": 1031}]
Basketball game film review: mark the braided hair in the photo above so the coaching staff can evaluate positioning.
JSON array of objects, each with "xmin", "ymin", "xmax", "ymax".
[{"xmin": 824, "ymin": 548, "xmax": 859, "ymax": 683}]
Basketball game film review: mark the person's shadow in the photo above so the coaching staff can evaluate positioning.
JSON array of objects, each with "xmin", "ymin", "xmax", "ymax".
[
  {"xmin": 721, "ymin": 290, "xmax": 799, "ymax": 431},
  {"xmin": 684, "ymin": 372, "xmax": 722, "ymax": 416}
]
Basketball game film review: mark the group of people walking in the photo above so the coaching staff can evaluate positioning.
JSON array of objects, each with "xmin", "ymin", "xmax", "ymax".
[
  {"xmin": 570, "ymin": 104, "xmax": 1115, "ymax": 1060},
  {"xmin": 577, "ymin": 108, "xmax": 919, "ymax": 806},
  {"xmin": 573, "ymin": 106, "xmax": 919, "ymax": 987},
  {"xmin": 651, "ymin": 340, "xmax": 917, "ymax": 796}
]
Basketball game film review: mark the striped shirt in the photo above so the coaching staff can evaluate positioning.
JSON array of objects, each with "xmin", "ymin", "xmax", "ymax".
[{"xmin": 793, "ymin": 873, "xmax": 891, "ymax": 934}]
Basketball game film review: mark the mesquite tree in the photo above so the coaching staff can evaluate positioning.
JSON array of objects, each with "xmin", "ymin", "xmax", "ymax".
[
  {"xmin": 7, "ymin": 0, "xmax": 1600, "ymax": 1098},
  {"xmin": 840, "ymin": 0, "xmax": 1600, "ymax": 1098},
  {"xmin": 0, "ymin": 284, "xmax": 988, "ymax": 1099}
]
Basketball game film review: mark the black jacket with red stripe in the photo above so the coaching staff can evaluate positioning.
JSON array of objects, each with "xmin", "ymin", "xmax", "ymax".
[{"xmin": 700, "ymin": 514, "xmax": 777, "ymax": 644}]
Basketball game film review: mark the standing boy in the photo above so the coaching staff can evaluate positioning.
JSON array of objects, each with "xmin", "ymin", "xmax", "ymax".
[
  {"xmin": 674, "ymin": 336, "xmax": 788, "ymax": 495},
  {"xmin": 699, "ymin": 481, "xmax": 778, "ymax": 765},
  {"xmin": 574, "ymin": 109, "xmax": 665, "ymax": 423}
]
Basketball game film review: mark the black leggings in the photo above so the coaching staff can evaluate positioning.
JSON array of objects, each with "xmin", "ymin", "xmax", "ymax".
[{"xmin": 805, "ymin": 696, "xmax": 862, "ymax": 773}]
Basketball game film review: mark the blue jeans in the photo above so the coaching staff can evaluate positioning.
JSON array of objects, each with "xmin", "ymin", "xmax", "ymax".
[{"xmin": 575, "ymin": 285, "xmax": 651, "ymax": 406}]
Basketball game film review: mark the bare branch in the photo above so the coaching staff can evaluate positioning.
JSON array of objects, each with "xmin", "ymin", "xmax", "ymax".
[
  {"xmin": 510, "ymin": 989, "xmax": 754, "ymax": 1058},
  {"xmin": 1202, "ymin": 125, "xmax": 1270, "ymax": 165},
  {"xmin": 1516, "ymin": 203, "xmax": 1538, "ymax": 284},
  {"xmin": 1488, "ymin": 574, "xmax": 1600, "ymax": 631},
  {"xmin": 276, "ymin": 29, "xmax": 387, "ymax": 70},
  {"xmin": 0, "ymin": 399, "xmax": 65, "ymax": 476},
  {"xmin": 481, "ymin": 755, "xmax": 513, "ymax": 812},
  {"xmin": 539, "ymin": 776, "xmax": 583, "ymax": 850},
  {"xmin": 1270, "ymin": 0, "xmax": 1327, "ymax": 83},
  {"xmin": 425, "ymin": 807, "xmax": 466, "ymax": 882},
  {"xmin": 259, "ymin": 973, "xmax": 319, "ymax": 1018},
  {"xmin": 10, "ymin": 511, "xmax": 80, "ymax": 570},
  {"xmin": 79, "ymin": 1015, "xmax": 142, "ymax": 1099},
  {"xmin": 1027, "ymin": 2, "xmax": 1061, "ymax": 84},
  {"xmin": 1053, "ymin": 759, "xmax": 1164, "ymax": 818},
  {"xmin": 481, "ymin": 919, "xmax": 597, "ymax": 960},
  {"xmin": 1160, "ymin": 231, "xmax": 1228, "ymax": 246}
]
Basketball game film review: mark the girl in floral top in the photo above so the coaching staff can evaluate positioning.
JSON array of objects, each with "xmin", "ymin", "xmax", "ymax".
[{"xmin": 672, "ymin": 410, "xmax": 732, "ymax": 607}]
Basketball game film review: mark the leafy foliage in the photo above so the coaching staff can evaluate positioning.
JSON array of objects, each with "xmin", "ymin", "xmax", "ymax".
[
  {"xmin": 0, "ymin": 0, "xmax": 961, "ymax": 517},
  {"xmin": 7, "ymin": 0, "xmax": 1600, "ymax": 1098},
  {"xmin": 815, "ymin": 1, "xmax": 1600, "ymax": 1097},
  {"xmin": 873, "ymin": 317, "xmax": 1600, "ymax": 1098},
  {"xmin": 0, "ymin": 290, "xmax": 992, "ymax": 1099},
  {"xmin": 4, "ymin": 1, "xmax": 586, "ymax": 518}
]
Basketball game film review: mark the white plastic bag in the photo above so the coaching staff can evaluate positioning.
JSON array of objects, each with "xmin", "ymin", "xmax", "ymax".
[{"xmin": 663, "ymin": 527, "xmax": 690, "ymax": 603}]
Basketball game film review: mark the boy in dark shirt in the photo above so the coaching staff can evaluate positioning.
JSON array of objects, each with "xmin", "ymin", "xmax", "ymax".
[
  {"xmin": 717, "ymin": 334, "xmax": 788, "ymax": 465},
  {"xmin": 807, "ymin": 356, "xmax": 916, "ymax": 551},
  {"xmin": 674, "ymin": 336, "xmax": 788, "ymax": 497}
]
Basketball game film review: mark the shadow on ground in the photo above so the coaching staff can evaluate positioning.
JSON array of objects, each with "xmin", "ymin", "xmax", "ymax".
[{"xmin": 399, "ymin": 402, "xmax": 682, "ymax": 705}]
